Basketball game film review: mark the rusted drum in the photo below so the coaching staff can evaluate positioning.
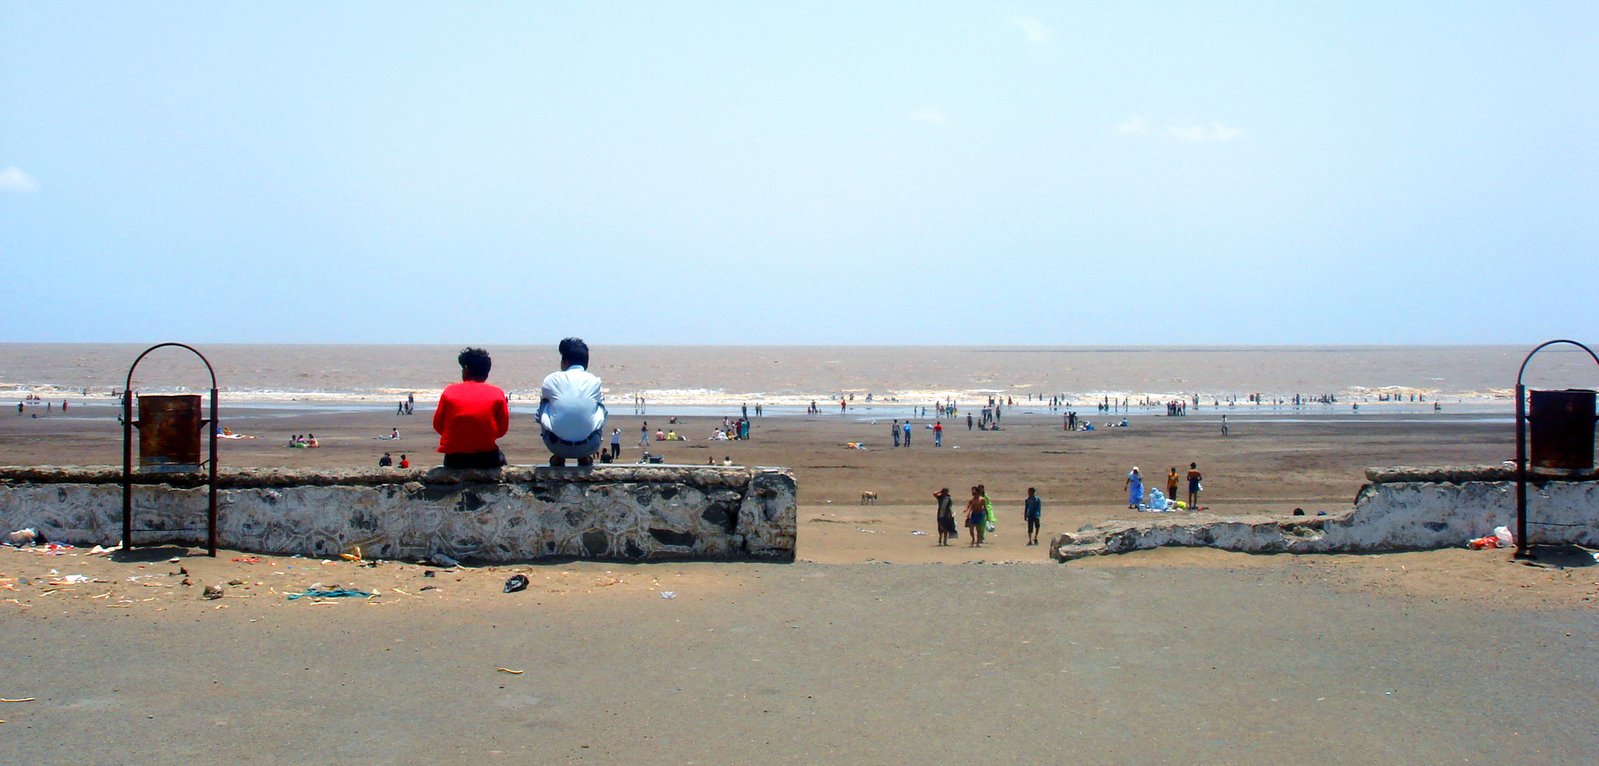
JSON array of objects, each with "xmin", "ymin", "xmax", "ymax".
[
  {"xmin": 138, "ymin": 395, "xmax": 203, "ymax": 473},
  {"xmin": 1528, "ymin": 389, "xmax": 1597, "ymax": 470}
]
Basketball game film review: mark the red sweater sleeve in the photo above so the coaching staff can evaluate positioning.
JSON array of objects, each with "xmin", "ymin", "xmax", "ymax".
[{"xmin": 493, "ymin": 396, "xmax": 509, "ymax": 439}]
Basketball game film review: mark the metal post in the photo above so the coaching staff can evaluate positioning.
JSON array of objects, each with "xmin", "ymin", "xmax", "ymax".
[
  {"xmin": 208, "ymin": 386, "xmax": 219, "ymax": 556},
  {"xmin": 121, "ymin": 390, "xmax": 133, "ymax": 550},
  {"xmin": 1514, "ymin": 383, "xmax": 1528, "ymax": 558}
]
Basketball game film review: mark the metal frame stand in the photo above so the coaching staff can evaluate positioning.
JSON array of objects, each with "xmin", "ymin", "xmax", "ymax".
[
  {"xmin": 121, "ymin": 343, "xmax": 221, "ymax": 557},
  {"xmin": 1513, "ymin": 339, "xmax": 1599, "ymax": 559}
]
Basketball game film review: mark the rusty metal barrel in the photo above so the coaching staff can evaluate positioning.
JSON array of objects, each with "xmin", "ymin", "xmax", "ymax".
[
  {"xmin": 137, "ymin": 394, "xmax": 203, "ymax": 473},
  {"xmin": 1528, "ymin": 389, "xmax": 1597, "ymax": 470}
]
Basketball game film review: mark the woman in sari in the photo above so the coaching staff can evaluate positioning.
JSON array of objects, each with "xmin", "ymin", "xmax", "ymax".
[{"xmin": 1125, "ymin": 466, "xmax": 1144, "ymax": 509}]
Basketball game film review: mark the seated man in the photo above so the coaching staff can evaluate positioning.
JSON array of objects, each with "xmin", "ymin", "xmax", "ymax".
[
  {"xmin": 432, "ymin": 347, "xmax": 510, "ymax": 469},
  {"xmin": 538, "ymin": 337, "xmax": 606, "ymax": 467}
]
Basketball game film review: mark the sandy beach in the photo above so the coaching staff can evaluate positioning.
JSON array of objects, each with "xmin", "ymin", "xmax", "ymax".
[
  {"xmin": 4, "ymin": 401, "xmax": 1597, "ymax": 763},
  {"xmin": 0, "ymin": 401, "xmax": 1520, "ymax": 563}
]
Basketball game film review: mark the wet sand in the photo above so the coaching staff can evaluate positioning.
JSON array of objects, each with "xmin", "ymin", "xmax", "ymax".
[{"xmin": 4, "ymin": 405, "xmax": 1597, "ymax": 763}]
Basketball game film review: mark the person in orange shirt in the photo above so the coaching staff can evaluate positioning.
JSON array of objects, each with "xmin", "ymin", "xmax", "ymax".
[{"xmin": 432, "ymin": 347, "xmax": 510, "ymax": 469}]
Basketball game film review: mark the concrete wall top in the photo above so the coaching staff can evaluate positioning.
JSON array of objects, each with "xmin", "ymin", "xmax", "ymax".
[
  {"xmin": 1364, "ymin": 465, "xmax": 1599, "ymax": 483},
  {"xmin": 0, "ymin": 464, "xmax": 779, "ymax": 489}
]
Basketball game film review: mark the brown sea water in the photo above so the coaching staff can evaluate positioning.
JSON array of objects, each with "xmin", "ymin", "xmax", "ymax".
[{"xmin": 3, "ymin": 344, "xmax": 1592, "ymax": 409}]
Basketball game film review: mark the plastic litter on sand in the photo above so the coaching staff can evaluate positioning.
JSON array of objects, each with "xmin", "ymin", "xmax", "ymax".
[{"xmin": 287, "ymin": 587, "xmax": 373, "ymax": 601}]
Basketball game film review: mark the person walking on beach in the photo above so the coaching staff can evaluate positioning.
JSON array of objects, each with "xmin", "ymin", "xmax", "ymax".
[
  {"xmin": 964, "ymin": 486, "xmax": 986, "ymax": 546},
  {"xmin": 902, "ymin": 420, "xmax": 912, "ymax": 447},
  {"xmin": 639, "ymin": 422, "xmax": 649, "ymax": 451},
  {"xmin": 967, "ymin": 413, "xmax": 973, "ymax": 431},
  {"xmin": 432, "ymin": 347, "xmax": 510, "ymax": 469},
  {"xmin": 892, "ymin": 419, "xmax": 901, "ymax": 448},
  {"xmin": 1166, "ymin": 467, "xmax": 1180, "ymax": 503},
  {"xmin": 934, "ymin": 420, "xmax": 943, "ymax": 447},
  {"xmin": 1023, "ymin": 487, "xmax": 1042, "ymax": 546},
  {"xmin": 1221, "ymin": 414, "xmax": 1229, "ymax": 437},
  {"xmin": 1186, "ymin": 462, "xmax": 1203, "ymax": 509},
  {"xmin": 980, "ymin": 484, "xmax": 994, "ymax": 535},
  {"xmin": 934, "ymin": 487, "xmax": 957, "ymax": 546},
  {"xmin": 1125, "ymin": 467, "xmax": 1144, "ymax": 509}
]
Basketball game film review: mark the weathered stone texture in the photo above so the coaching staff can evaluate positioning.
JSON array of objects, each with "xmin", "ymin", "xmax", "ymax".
[
  {"xmin": 0, "ymin": 465, "xmax": 797, "ymax": 562},
  {"xmin": 1054, "ymin": 468, "xmax": 1599, "ymax": 561}
]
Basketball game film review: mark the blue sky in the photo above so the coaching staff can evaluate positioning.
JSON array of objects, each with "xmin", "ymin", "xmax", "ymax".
[{"xmin": 2, "ymin": 2, "xmax": 1595, "ymax": 345}]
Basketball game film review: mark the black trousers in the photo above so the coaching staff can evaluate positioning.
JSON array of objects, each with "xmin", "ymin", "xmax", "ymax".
[{"xmin": 443, "ymin": 449, "xmax": 506, "ymax": 469}]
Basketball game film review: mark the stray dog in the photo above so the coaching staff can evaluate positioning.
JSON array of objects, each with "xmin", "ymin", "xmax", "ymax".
[{"xmin": 860, "ymin": 491, "xmax": 878, "ymax": 505}]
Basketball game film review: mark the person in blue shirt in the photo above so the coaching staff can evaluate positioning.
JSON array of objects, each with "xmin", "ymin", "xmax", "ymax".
[{"xmin": 1024, "ymin": 487, "xmax": 1042, "ymax": 545}]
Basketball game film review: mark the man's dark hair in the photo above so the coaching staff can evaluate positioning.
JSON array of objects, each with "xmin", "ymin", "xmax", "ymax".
[
  {"xmin": 458, "ymin": 347, "xmax": 492, "ymax": 381},
  {"xmin": 559, "ymin": 337, "xmax": 589, "ymax": 369}
]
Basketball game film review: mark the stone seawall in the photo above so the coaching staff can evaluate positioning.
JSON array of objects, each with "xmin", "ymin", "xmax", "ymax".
[
  {"xmin": 0, "ymin": 465, "xmax": 797, "ymax": 562},
  {"xmin": 1053, "ymin": 466, "xmax": 1599, "ymax": 561}
]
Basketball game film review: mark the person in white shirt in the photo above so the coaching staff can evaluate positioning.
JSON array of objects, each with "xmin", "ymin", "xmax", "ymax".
[{"xmin": 537, "ymin": 337, "xmax": 606, "ymax": 467}]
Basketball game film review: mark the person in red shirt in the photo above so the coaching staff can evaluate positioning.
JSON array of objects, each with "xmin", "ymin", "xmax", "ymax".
[{"xmin": 432, "ymin": 347, "xmax": 510, "ymax": 469}]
